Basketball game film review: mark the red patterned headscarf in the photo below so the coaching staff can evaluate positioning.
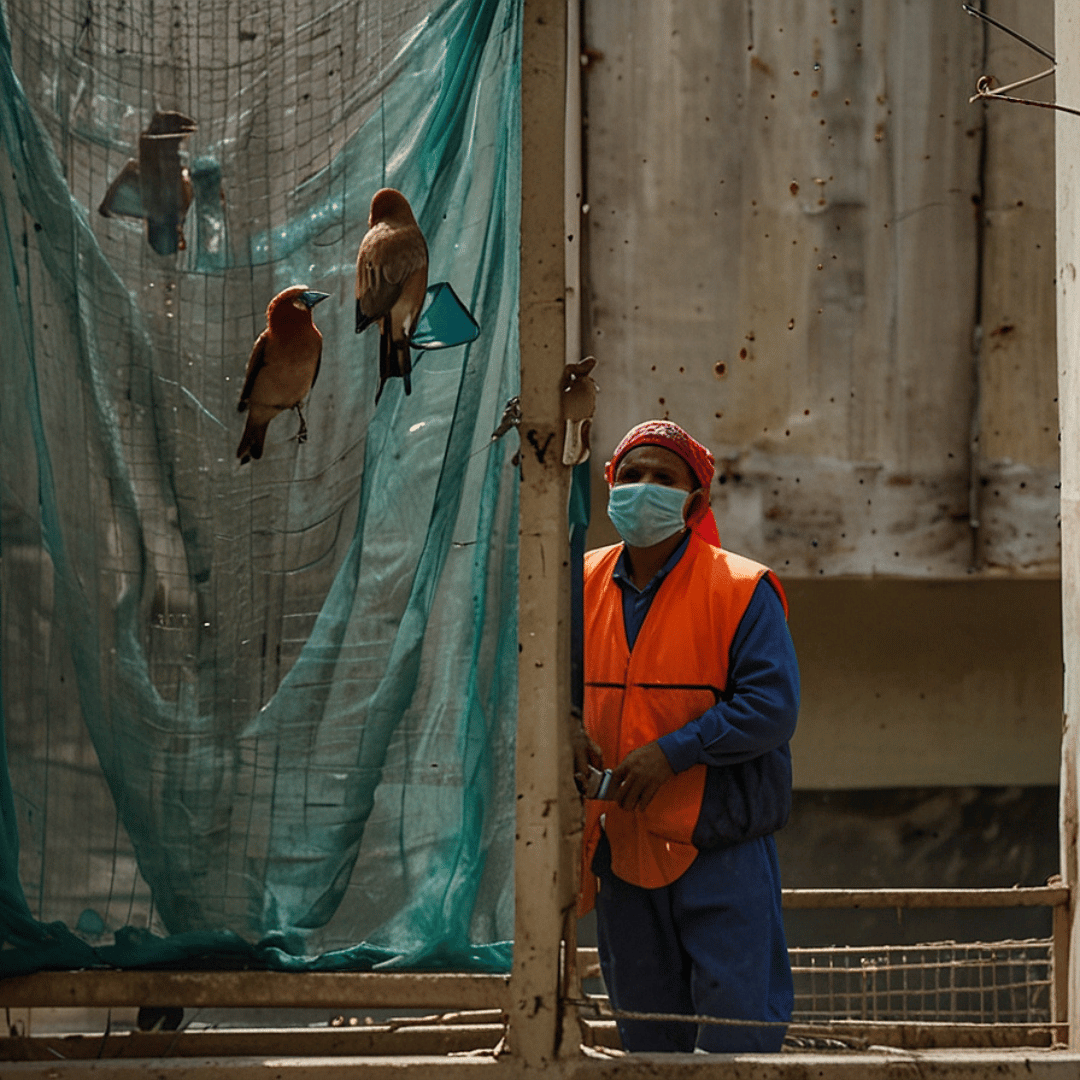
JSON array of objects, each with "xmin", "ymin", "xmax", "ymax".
[{"xmin": 605, "ymin": 420, "xmax": 721, "ymax": 547}]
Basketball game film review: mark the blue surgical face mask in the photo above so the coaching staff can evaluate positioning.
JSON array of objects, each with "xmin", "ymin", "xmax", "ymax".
[{"xmin": 607, "ymin": 483, "xmax": 692, "ymax": 548}]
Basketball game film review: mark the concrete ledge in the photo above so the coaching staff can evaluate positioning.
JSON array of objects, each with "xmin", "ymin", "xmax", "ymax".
[{"xmin": 4, "ymin": 1048, "xmax": 1080, "ymax": 1079}]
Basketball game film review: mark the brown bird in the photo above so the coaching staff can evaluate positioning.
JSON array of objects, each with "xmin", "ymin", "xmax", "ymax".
[
  {"xmin": 355, "ymin": 188, "xmax": 428, "ymax": 404},
  {"xmin": 236, "ymin": 286, "xmax": 330, "ymax": 464}
]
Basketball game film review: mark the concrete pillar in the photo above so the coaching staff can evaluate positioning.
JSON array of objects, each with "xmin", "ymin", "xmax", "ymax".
[
  {"xmin": 1057, "ymin": 0, "xmax": 1080, "ymax": 1049},
  {"xmin": 512, "ymin": 0, "xmax": 576, "ymax": 1066}
]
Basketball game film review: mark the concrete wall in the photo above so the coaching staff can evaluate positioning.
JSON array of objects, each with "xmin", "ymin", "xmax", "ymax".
[
  {"xmin": 787, "ymin": 578, "xmax": 1062, "ymax": 789},
  {"xmin": 581, "ymin": 0, "xmax": 1062, "ymax": 792}
]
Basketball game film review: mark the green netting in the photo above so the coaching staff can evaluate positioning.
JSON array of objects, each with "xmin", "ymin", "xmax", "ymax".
[{"xmin": 0, "ymin": 0, "xmax": 521, "ymax": 975}]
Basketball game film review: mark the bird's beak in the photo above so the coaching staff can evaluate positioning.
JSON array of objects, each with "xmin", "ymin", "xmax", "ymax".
[{"xmin": 301, "ymin": 290, "xmax": 330, "ymax": 309}]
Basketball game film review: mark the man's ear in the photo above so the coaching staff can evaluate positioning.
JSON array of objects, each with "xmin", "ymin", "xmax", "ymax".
[{"xmin": 683, "ymin": 488, "xmax": 707, "ymax": 524}]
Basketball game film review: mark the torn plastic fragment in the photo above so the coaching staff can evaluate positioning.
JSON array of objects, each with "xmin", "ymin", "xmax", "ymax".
[
  {"xmin": 561, "ymin": 355, "xmax": 598, "ymax": 465},
  {"xmin": 99, "ymin": 111, "xmax": 198, "ymax": 256},
  {"xmin": 410, "ymin": 281, "xmax": 481, "ymax": 350}
]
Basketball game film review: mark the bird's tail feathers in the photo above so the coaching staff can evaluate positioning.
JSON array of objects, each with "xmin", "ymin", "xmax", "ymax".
[
  {"xmin": 400, "ymin": 341, "xmax": 412, "ymax": 396},
  {"xmin": 356, "ymin": 298, "xmax": 375, "ymax": 334},
  {"xmin": 146, "ymin": 218, "xmax": 182, "ymax": 257},
  {"xmin": 236, "ymin": 414, "xmax": 267, "ymax": 465},
  {"xmin": 374, "ymin": 328, "xmax": 414, "ymax": 403},
  {"xmin": 374, "ymin": 326, "xmax": 391, "ymax": 404}
]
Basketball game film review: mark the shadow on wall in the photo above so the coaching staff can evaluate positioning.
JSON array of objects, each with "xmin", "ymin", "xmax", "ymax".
[{"xmin": 777, "ymin": 786, "xmax": 1060, "ymax": 948}]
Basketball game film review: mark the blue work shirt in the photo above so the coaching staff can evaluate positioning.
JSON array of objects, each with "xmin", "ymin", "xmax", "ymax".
[{"xmin": 611, "ymin": 533, "xmax": 799, "ymax": 775}]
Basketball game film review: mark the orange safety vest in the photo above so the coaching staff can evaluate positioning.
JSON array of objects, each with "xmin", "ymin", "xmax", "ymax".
[{"xmin": 578, "ymin": 533, "xmax": 787, "ymax": 915}]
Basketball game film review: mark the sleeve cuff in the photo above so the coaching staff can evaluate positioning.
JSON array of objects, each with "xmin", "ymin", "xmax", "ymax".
[{"xmin": 656, "ymin": 727, "xmax": 702, "ymax": 773}]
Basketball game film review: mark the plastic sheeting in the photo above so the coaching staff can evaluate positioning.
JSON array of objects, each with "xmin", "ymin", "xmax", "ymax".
[{"xmin": 0, "ymin": 0, "xmax": 521, "ymax": 975}]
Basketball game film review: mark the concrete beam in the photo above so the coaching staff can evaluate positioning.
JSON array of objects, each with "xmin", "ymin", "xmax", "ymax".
[
  {"xmin": 0, "ymin": 972, "xmax": 509, "ymax": 1011},
  {"xmin": 513, "ymin": 0, "xmax": 575, "ymax": 1068},
  {"xmin": 1058, "ymin": 0, "xmax": 1080, "ymax": 1052},
  {"xmin": 5, "ymin": 1048, "xmax": 1080, "ymax": 1079}
]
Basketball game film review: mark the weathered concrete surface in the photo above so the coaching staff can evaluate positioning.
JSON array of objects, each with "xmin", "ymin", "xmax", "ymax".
[
  {"xmin": 514, "ymin": 0, "xmax": 577, "ymax": 1068},
  {"xmin": 0, "ymin": 971, "xmax": 510, "ymax": 1012},
  {"xmin": 785, "ymin": 578, "xmax": 1063, "ymax": 789},
  {"xmin": 1057, "ymin": 0, "xmax": 1080, "ymax": 1051},
  {"xmin": 583, "ymin": 0, "xmax": 1057, "ymax": 577},
  {"xmin": 580, "ymin": 1, "xmax": 1064, "ymax": 792},
  {"xmin": 5, "ymin": 1048, "xmax": 1080, "ymax": 1078},
  {"xmin": 778, "ymin": 786, "xmax": 1060, "ymax": 947},
  {"xmin": 978, "ymin": 2, "xmax": 1058, "ymax": 573}
]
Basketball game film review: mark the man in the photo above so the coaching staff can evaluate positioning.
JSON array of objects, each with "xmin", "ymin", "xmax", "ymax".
[{"xmin": 575, "ymin": 419, "xmax": 799, "ymax": 1054}]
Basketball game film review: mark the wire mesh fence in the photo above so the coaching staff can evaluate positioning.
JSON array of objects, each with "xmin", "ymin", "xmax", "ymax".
[{"xmin": 790, "ymin": 938, "xmax": 1053, "ymax": 1025}]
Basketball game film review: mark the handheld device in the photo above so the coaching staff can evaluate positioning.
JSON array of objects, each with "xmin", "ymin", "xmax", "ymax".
[{"xmin": 583, "ymin": 765, "xmax": 614, "ymax": 800}]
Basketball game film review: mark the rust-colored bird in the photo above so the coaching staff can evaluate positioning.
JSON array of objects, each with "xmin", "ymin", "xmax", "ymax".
[
  {"xmin": 236, "ymin": 285, "xmax": 330, "ymax": 464},
  {"xmin": 355, "ymin": 188, "xmax": 428, "ymax": 404}
]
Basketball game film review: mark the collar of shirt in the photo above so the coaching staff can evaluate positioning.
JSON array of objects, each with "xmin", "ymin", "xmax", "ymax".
[
  {"xmin": 612, "ymin": 529, "xmax": 692, "ymax": 596},
  {"xmin": 611, "ymin": 531, "xmax": 692, "ymax": 651}
]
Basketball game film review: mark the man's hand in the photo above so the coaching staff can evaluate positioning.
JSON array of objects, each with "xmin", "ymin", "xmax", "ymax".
[
  {"xmin": 611, "ymin": 741, "xmax": 675, "ymax": 812},
  {"xmin": 571, "ymin": 717, "xmax": 604, "ymax": 789}
]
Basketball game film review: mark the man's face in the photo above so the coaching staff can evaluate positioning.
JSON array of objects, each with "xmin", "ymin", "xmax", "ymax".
[{"xmin": 612, "ymin": 444, "xmax": 697, "ymax": 493}]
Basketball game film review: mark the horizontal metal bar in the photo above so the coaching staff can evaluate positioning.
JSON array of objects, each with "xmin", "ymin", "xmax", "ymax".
[
  {"xmin": 788, "ymin": 1018, "xmax": 1056, "ymax": 1050},
  {"xmin": 0, "ymin": 972, "xmax": 510, "ymax": 1011},
  {"xmin": 795, "ymin": 972, "xmax": 1050, "ymax": 988},
  {"xmin": 0, "ymin": 1024, "xmax": 508, "ymax": 1061},
  {"xmin": 581, "ymin": 925, "xmax": 1056, "ymax": 998},
  {"xmin": 791, "ymin": 940, "xmax": 1051, "ymax": 956},
  {"xmin": 780, "ymin": 887, "xmax": 1069, "ymax": 909}
]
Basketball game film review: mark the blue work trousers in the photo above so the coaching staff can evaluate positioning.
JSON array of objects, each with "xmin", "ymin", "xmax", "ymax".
[{"xmin": 593, "ymin": 831, "xmax": 793, "ymax": 1053}]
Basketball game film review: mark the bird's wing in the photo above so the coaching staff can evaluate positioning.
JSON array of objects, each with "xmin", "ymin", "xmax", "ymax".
[
  {"xmin": 98, "ymin": 159, "xmax": 143, "ymax": 219},
  {"xmin": 395, "ymin": 263, "xmax": 429, "ymax": 338},
  {"xmin": 356, "ymin": 226, "xmax": 428, "ymax": 320},
  {"xmin": 356, "ymin": 253, "xmax": 401, "ymax": 321},
  {"xmin": 310, "ymin": 336, "xmax": 323, "ymax": 392},
  {"xmin": 237, "ymin": 331, "xmax": 268, "ymax": 411},
  {"xmin": 379, "ymin": 227, "xmax": 428, "ymax": 286}
]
